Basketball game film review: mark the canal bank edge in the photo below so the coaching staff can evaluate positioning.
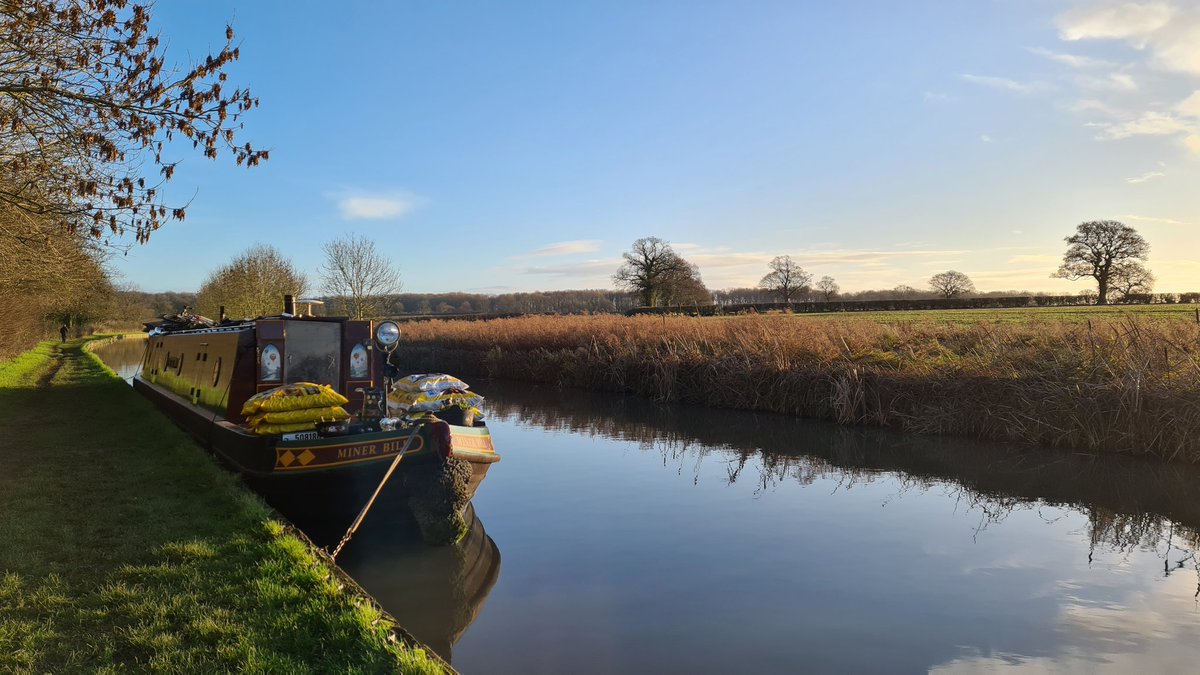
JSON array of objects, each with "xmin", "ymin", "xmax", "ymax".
[
  {"xmin": 0, "ymin": 337, "xmax": 452, "ymax": 673},
  {"xmin": 394, "ymin": 313, "xmax": 1200, "ymax": 462}
]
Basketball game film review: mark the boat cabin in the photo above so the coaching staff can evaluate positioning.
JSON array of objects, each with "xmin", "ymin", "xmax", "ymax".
[{"xmin": 142, "ymin": 311, "xmax": 392, "ymax": 423}]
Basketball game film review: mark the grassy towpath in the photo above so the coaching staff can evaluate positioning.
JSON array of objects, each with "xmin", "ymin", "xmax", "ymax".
[{"xmin": 0, "ymin": 339, "xmax": 446, "ymax": 673}]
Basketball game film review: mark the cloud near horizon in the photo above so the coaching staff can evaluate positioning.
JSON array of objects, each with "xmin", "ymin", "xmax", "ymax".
[
  {"xmin": 1127, "ymin": 170, "xmax": 1167, "ymax": 183},
  {"xmin": 514, "ymin": 240, "xmax": 602, "ymax": 258},
  {"xmin": 1121, "ymin": 213, "xmax": 1193, "ymax": 226}
]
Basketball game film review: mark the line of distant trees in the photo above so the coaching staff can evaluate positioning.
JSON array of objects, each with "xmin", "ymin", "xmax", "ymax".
[
  {"xmin": 614, "ymin": 220, "xmax": 1159, "ymax": 310},
  {"xmin": 631, "ymin": 292, "xmax": 1200, "ymax": 317},
  {"xmin": 108, "ymin": 219, "xmax": 1187, "ymax": 340}
]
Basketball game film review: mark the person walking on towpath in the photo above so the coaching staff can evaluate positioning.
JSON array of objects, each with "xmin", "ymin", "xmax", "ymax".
[{"xmin": 59, "ymin": 324, "xmax": 68, "ymax": 342}]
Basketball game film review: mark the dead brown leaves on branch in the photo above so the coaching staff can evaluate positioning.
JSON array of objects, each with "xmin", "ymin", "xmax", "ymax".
[{"xmin": 0, "ymin": 0, "xmax": 266, "ymax": 246}]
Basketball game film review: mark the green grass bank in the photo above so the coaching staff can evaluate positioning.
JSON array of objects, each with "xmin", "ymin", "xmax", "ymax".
[
  {"xmin": 395, "ymin": 311, "xmax": 1200, "ymax": 462},
  {"xmin": 0, "ymin": 339, "xmax": 446, "ymax": 673}
]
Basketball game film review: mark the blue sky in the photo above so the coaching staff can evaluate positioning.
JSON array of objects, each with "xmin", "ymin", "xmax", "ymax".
[{"xmin": 118, "ymin": 1, "xmax": 1200, "ymax": 294}]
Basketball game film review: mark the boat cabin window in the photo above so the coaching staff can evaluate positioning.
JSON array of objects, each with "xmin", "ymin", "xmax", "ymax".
[{"xmin": 285, "ymin": 320, "xmax": 341, "ymax": 387}]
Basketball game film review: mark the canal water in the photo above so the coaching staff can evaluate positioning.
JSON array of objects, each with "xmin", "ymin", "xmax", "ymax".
[{"xmin": 93, "ymin": 341, "xmax": 1200, "ymax": 673}]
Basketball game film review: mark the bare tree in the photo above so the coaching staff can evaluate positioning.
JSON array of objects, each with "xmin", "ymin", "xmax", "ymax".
[
  {"xmin": 759, "ymin": 256, "xmax": 812, "ymax": 303},
  {"xmin": 929, "ymin": 270, "xmax": 975, "ymax": 298},
  {"xmin": 613, "ymin": 237, "xmax": 701, "ymax": 307},
  {"xmin": 1109, "ymin": 261, "xmax": 1155, "ymax": 301},
  {"xmin": 196, "ymin": 244, "xmax": 306, "ymax": 319},
  {"xmin": 319, "ymin": 234, "xmax": 402, "ymax": 319},
  {"xmin": 660, "ymin": 261, "xmax": 710, "ymax": 306},
  {"xmin": 1052, "ymin": 220, "xmax": 1149, "ymax": 305},
  {"xmin": 0, "ymin": 0, "xmax": 265, "ymax": 247},
  {"xmin": 816, "ymin": 276, "xmax": 839, "ymax": 302}
]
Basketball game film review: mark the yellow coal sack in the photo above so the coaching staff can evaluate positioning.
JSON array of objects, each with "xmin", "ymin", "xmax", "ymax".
[
  {"xmin": 252, "ymin": 421, "xmax": 317, "ymax": 436},
  {"xmin": 248, "ymin": 406, "xmax": 350, "ymax": 427},
  {"xmin": 241, "ymin": 383, "xmax": 350, "ymax": 415}
]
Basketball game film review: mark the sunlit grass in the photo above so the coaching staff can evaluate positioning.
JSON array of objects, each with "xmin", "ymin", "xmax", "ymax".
[{"xmin": 0, "ymin": 339, "xmax": 445, "ymax": 673}]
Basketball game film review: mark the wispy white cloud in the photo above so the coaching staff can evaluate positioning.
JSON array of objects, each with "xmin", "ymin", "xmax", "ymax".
[
  {"xmin": 1007, "ymin": 254, "xmax": 1061, "ymax": 264},
  {"xmin": 980, "ymin": 134, "xmax": 994, "ymax": 143},
  {"xmin": 333, "ymin": 191, "xmax": 421, "ymax": 220},
  {"xmin": 1077, "ymin": 71, "xmax": 1138, "ymax": 92},
  {"xmin": 1127, "ymin": 170, "xmax": 1166, "ymax": 183},
  {"xmin": 1121, "ymin": 213, "xmax": 1193, "ymax": 226},
  {"xmin": 1050, "ymin": 5, "xmax": 1200, "ymax": 155},
  {"xmin": 1028, "ymin": 46, "xmax": 1115, "ymax": 68},
  {"xmin": 1058, "ymin": 3, "xmax": 1200, "ymax": 75},
  {"xmin": 521, "ymin": 259, "xmax": 621, "ymax": 276},
  {"xmin": 1093, "ymin": 112, "xmax": 1192, "ymax": 139},
  {"xmin": 686, "ymin": 252, "xmax": 773, "ymax": 269},
  {"xmin": 515, "ymin": 240, "xmax": 601, "ymax": 258},
  {"xmin": 1069, "ymin": 98, "xmax": 1125, "ymax": 116},
  {"xmin": 1177, "ymin": 90, "xmax": 1200, "ymax": 117},
  {"xmin": 960, "ymin": 73, "xmax": 1054, "ymax": 94},
  {"xmin": 1058, "ymin": 2, "xmax": 1175, "ymax": 46}
]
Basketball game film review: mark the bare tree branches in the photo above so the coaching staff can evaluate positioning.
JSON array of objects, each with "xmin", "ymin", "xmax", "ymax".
[
  {"xmin": 929, "ymin": 270, "xmax": 975, "ymax": 298},
  {"xmin": 1109, "ymin": 261, "xmax": 1155, "ymax": 300},
  {"xmin": 613, "ymin": 237, "xmax": 707, "ymax": 307},
  {"xmin": 759, "ymin": 255, "xmax": 811, "ymax": 303},
  {"xmin": 816, "ymin": 276, "xmax": 839, "ymax": 302},
  {"xmin": 319, "ymin": 233, "xmax": 402, "ymax": 319},
  {"xmin": 1052, "ymin": 220, "xmax": 1150, "ymax": 305},
  {"xmin": 0, "ymin": 0, "xmax": 266, "ymax": 246}
]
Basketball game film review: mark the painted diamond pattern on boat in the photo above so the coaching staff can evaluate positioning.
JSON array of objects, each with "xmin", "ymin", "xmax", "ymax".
[
  {"xmin": 298, "ymin": 450, "xmax": 316, "ymax": 466},
  {"xmin": 279, "ymin": 450, "xmax": 296, "ymax": 467}
]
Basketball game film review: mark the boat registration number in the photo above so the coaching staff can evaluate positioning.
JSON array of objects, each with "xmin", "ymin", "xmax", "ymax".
[{"xmin": 282, "ymin": 431, "xmax": 320, "ymax": 441}]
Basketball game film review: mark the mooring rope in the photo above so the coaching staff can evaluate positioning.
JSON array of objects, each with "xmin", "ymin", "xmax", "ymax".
[{"xmin": 330, "ymin": 425, "xmax": 422, "ymax": 561}]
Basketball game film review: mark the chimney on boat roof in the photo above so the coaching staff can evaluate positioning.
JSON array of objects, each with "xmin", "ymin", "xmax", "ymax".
[
  {"xmin": 219, "ymin": 305, "xmax": 226, "ymax": 323},
  {"xmin": 283, "ymin": 295, "xmax": 295, "ymax": 316}
]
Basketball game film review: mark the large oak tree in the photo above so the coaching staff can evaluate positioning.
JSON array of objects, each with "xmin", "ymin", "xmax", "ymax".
[
  {"xmin": 1052, "ymin": 221, "xmax": 1149, "ymax": 305},
  {"xmin": 759, "ymin": 255, "xmax": 812, "ymax": 303},
  {"xmin": 613, "ymin": 237, "xmax": 707, "ymax": 307},
  {"xmin": 928, "ymin": 270, "xmax": 975, "ymax": 298}
]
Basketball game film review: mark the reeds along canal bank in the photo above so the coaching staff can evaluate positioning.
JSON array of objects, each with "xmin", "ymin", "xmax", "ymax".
[
  {"xmin": 0, "ymin": 338, "xmax": 446, "ymax": 673},
  {"xmin": 393, "ymin": 313, "xmax": 1200, "ymax": 462}
]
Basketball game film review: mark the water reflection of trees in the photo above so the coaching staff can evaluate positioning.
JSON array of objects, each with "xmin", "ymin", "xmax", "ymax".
[{"xmin": 484, "ymin": 381, "xmax": 1200, "ymax": 581}]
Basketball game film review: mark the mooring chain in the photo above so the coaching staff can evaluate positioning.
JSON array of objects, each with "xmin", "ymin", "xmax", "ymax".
[{"xmin": 330, "ymin": 426, "xmax": 421, "ymax": 561}]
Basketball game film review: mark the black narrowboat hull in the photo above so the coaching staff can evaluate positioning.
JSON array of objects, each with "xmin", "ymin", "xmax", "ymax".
[{"xmin": 133, "ymin": 374, "xmax": 500, "ymax": 540}]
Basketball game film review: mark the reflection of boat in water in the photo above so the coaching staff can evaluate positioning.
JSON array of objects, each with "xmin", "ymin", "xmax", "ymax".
[
  {"xmin": 326, "ymin": 503, "xmax": 501, "ymax": 663},
  {"xmin": 132, "ymin": 300, "xmax": 499, "ymax": 543}
]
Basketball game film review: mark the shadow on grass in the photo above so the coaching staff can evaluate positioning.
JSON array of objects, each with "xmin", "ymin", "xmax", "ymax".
[{"xmin": 0, "ymin": 342, "xmax": 442, "ymax": 673}]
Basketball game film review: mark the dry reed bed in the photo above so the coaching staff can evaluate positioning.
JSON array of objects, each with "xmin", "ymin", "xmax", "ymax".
[{"xmin": 395, "ymin": 314, "xmax": 1200, "ymax": 461}]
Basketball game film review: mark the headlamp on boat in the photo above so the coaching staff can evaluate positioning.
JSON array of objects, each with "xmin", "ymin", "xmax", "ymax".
[{"xmin": 375, "ymin": 321, "xmax": 401, "ymax": 351}]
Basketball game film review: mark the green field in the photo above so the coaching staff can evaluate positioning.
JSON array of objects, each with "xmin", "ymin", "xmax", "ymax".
[{"xmin": 0, "ymin": 339, "xmax": 444, "ymax": 673}]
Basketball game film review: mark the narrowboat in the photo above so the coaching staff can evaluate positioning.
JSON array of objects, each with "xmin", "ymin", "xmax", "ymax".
[{"xmin": 133, "ymin": 298, "xmax": 499, "ymax": 544}]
